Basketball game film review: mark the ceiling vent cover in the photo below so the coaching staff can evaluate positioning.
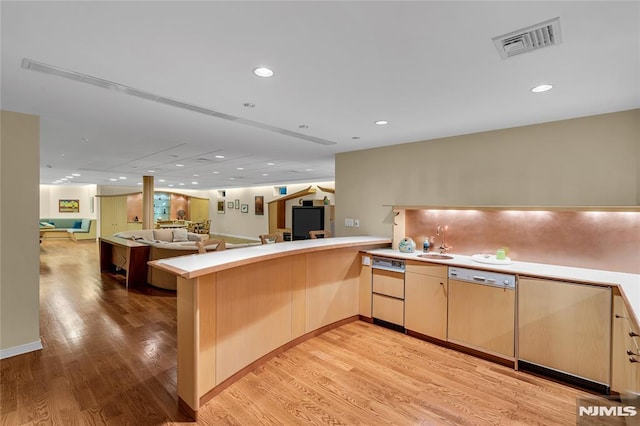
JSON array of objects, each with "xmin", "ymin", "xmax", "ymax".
[{"xmin": 492, "ymin": 17, "xmax": 562, "ymax": 59}]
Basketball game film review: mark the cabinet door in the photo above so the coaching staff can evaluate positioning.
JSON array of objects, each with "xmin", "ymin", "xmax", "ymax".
[
  {"xmin": 611, "ymin": 294, "xmax": 640, "ymax": 394},
  {"xmin": 405, "ymin": 271, "xmax": 447, "ymax": 340},
  {"xmin": 112, "ymin": 196, "xmax": 128, "ymax": 234},
  {"xmin": 518, "ymin": 277, "xmax": 611, "ymax": 384},
  {"xmin": 372, "ymin": 294, "xmax": 404, "ymax": 326},
  {"xmin": 372, "ymin": 269, "xmax": 404, "ymax": 298},
  {"xmin": 359, "ymin": 255, "xmax": 372, "ymax": 317},
  {"xmin": 100, "ymin": 196, "xmax": 128, "ymax": 236},
  {"xmin": 100, "ymin": 197, "xmax": 115, "ymax": 237},
  {"xmin": 190, "ymin": 198, "xmax": 209, "ymax": 222},
  {"xmin": 448, "ymin": 280, "xmax": 515, "ymax": 357}
]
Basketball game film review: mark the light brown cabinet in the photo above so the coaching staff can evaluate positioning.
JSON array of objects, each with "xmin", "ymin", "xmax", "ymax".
[
  {"xmin": 448, "ymin": 278, "xmax": 515, "ymax": 358},
  {"xmin": 189, "ymin": 197, "xmax": 210, "ymax": 222},
  {"xmin": 404, "ymin": 261, "xmax": 447, "ymax": 340},
  {"xmin": 359, "ymin": 254, "xmax": 372, "ymax": 318},
  {"xmin": 518, "ymin": 277, "xmax": 611, "ymax": 386},
  {"xmin": 611, "ymin": 292, "xmax": 640, "ymax": 395},
  {"xmin": 372, "ymin": 293, "xmax": 404, "ymax": 325},
  {"xmin": 371, "ymin": 266, "xmax": 404, "ymax": 327},
  {"xmin": 100, "ymin": 195, "xmax": 128, "ymax": 237}
]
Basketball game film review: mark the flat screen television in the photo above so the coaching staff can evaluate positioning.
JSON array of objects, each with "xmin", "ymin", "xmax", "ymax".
[{"xmin": 292, "ymin": 206, "xmax": 325, "ymax": 240}]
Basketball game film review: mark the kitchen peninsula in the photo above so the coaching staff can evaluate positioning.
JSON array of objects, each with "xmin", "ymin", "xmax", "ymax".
[{"xmin": 148, "ymin": 236, "xmax": 391, "ymax": 419}]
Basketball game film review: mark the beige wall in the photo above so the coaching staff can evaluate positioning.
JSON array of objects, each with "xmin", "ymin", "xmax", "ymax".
[
  {"xmin": 206, "ymin": 182, "xmax": 335, "ymax": 239},
  {"xmin": 1, "ymin": 111, "xmax": 41, "ymax": 357},
  {"xmin": 39, "ymin": 184, "xmax": 98, "ymax": 219},
  {"xmin": 336, "ymin": 109, "xmax": 640, "ymax": 237}
]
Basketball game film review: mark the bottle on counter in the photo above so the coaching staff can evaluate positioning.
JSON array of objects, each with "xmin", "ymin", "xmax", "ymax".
[{"xmin": 423, "ymin": 238, "xmax": 430, "ymax": 252}]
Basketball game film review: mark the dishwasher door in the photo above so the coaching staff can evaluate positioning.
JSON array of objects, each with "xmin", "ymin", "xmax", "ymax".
[{"xmin": 447, "ymin": 278, "xmax": 516, "ymax": 359}]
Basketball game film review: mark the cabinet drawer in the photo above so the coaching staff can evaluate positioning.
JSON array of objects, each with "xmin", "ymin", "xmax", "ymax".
[
  {"xmin": 372, "ymin": 269, "xmax": 404, "ymax": 299},
  {"xmin": 372, "ymin": 293, "xmax": 404, "ymax": 326},
  {"xmin": 406, "ymin": 261, "xmax": 447, "ymax": 278}
]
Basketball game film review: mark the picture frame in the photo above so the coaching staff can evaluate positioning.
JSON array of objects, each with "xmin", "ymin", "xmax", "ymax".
[
  {"xmin": 234, "ymin": 199, "xmax": 240, "ymax": 209},
  {"xmin": 227, "ymin": 201, "xmax": 234, "ymax": 209},
  {"xmin": 59, "ymin": 199, "xmax": 80, "ymax": 213},
  {"xmin": 217, "ymin": 200, "xmax": 225, "ymax": 214},
  {"xmin": 240, "ymin": 204, "xmax": 249, "ymax": 213},
  {"xmin": 255, "ymin": 195, "xmax": 264, "ymax": 215}
]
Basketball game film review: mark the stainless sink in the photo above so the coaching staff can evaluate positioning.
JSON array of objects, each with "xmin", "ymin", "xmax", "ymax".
[{"xmin": 417, "ymin": 253, "xmax": 453, "ymax": 260}]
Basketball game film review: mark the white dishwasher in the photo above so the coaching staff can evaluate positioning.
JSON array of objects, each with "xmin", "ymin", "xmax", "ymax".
[
  {"xmin": 371, "ymin": 257, "xmax": 405, "ymax": 331},
  {"xmin": 447, "ymin": 266, "xmax": 516, "ymax": 361}
]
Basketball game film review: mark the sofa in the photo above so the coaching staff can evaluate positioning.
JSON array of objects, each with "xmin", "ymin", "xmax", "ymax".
[
  {"xmin": 40, "ymin": 218, "xmax": 97, "ymax": 241},
  {"xmin": 111, "ymin": 229, "xmax": 260, "ymax": 290},
  {"xmin": 113, "ymin": 229, "xmax": 209, "ymax": 290}
]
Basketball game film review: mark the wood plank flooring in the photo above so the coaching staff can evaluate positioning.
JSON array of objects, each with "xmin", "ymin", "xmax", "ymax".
[{"xmin": 1, "ymin": 240, "xmax": 607, "ymax": 425}]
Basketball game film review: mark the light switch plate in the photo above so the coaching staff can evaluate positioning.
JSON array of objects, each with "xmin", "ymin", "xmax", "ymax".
[
  {"xmin": 354, "ymin": 219, "xmax": 360, "ymax": 227},
  {"xmin": 344, "ymin": 218, "xmax": 354, "ymax": 227}
]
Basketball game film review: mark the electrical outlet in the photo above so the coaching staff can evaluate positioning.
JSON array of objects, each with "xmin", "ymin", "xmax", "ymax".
[
  {"xmin": 354, "ymin": 219, "xmax": 360, "ymax": 227},
  {"xmin": 344, "ymin": 218, "xmax": 354, "ymax": 227}
]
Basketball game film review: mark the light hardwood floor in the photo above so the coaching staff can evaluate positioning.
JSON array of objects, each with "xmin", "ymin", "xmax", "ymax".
[{"xmin": 1, "ymin": 240, "xmax": 606, "ymax": 425}]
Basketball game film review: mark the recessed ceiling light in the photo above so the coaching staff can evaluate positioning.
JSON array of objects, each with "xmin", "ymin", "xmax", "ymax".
[
  {"xmin": 159, "ymin": 179, "xmax": 166, "ymax": 182},
  {"xmin": 60, "ymin": 178, "xmax": 68, "ymax": 181},
  {"xmin": 71, "ymin": 173, "xmax": 80, "ymax": 176},
  {"xmin": 109, "ymin": 178, "xmax": 117, "ymax": 181},
  {"xmin": 375, "ymin": 120, "xmax": 389, "ymax": 125},
  {"xmin": 179, "ymin": 183, "xmax": 185, "ymax": 186},
  {"xmin": 193, "ymin": 174, "xmax": 199, "ymax": 177},
  {"xmin": 119, "ymin": 176, "xmax": 127, "ymax": 179},
  {"xmin": 191, "ymin": 181, "xmax": 198, "ymax": 185},
  {"xmin": 229, "ymin": 177, "xmax": 235, "ymax": 180},
  {"xmin": 215, "ymin": 155, "xmax": 225, "ymax": 159},
  {"xmin": 243, "ymin": 102, "xmax": 255, "ymax": 108},
  {"xmin": 267, "ymin": 162, "xmax": 275, "ymax": 166},
  {"xmin": 137, "ymin": 182, "xmax": 142, "ymax": 185},
  {"xmin": 262, "ymin": 173, "xmax": 269, "ymax": 176},
  {"xmin": 148, "ymin": 170, "xmax": 155, "ymax": 173},
  {"xmin": 212, "ymin": 171, "xmax": 220, "ymax": 174},
  {"xmin": 237, "ymin": 167, "xmax": 244, "ymax": 170},
  {"xmin": 253, "ymin": 67, "xmax": 274, "ymax": 78},
  {"xmin": 176, "ymin": 164, "xmax": 184, "ymax": 167},
  {"xmin": 531, "ymin": 84, "xmax": 553, "ymax": 93},
  {"xmin": 168, "ymin": 184, "xmax": 174, "ymax": 187},
  {"xmin": 66, "ymin": 175, "xmax": 73, "ymax": 178},
  {"xmin": 306, "ymin": 168, "xmax": 313, "ymax": 172}
]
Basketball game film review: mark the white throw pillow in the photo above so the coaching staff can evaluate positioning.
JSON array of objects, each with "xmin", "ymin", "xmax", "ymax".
[{"xmin": 173, "ymin": 228, "xmax": 189, "ymax": 242}]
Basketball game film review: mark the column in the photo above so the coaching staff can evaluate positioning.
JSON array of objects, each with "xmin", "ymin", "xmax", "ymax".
[{"xmin": 142, "ymin": 175, "xmax": 154, "ymax": 229}]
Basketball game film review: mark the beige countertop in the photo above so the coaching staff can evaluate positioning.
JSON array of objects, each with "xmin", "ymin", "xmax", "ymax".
[
  {"xmin": 366, "ymin": 248, "xmax": 640, "ymax": 327},
  {"xmin": 149, "ymin": 236, "xmax": 392, "ymax": 279}
]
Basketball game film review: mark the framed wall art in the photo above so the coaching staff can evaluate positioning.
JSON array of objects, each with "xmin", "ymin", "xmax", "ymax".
[
  {"xmin": 255, "ymin": 196, "xmax": 264, "ymax": 215},
  {"xmin": 234, "ymin": 199, "xmax": 240, "ymax": 209},
  {"xmin": 227, "ymin": 201, "xmax": 234, "ymax": 209},
  {"xmin": 217, "ymin": 200, "xmax": 225, "ymax": 214},
  {"xmin": 240, "ymin": 204, "xmax": 249, "ymax": 213},
  {"xmin": 59, "ymin": 199, "xmax": 79, "ymax": 213}
]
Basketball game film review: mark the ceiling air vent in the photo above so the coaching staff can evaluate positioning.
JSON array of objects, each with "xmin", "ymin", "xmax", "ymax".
[{"xmin": 492, "ymin": 17, "xmax": 562, "ymax": 59}]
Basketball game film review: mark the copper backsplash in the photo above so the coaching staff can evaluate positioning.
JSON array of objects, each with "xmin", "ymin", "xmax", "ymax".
[{"xmin": 404, "ymin": 209, "xmax": 640, "ymax": 274}]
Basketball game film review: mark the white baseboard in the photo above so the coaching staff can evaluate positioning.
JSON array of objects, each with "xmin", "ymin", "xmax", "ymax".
[{"xmin": 0, "ymin": 340, "xmax": 43, "ymax": 359}]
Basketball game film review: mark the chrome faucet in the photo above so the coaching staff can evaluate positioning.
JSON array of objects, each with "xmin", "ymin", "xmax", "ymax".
[{"xmin": 436, "ymin": 225, "xmax": 452, "ymax": 254}]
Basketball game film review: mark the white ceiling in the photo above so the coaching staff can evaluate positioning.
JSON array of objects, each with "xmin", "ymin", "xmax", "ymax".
[{"xmin": 2, "ymin": 1, "xmax": 638, "ymax": 189}]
